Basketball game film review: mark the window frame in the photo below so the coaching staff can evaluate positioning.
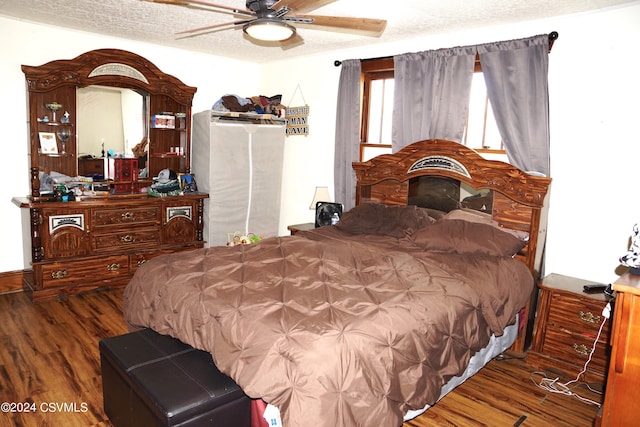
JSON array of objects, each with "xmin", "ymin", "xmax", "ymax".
[
  {"xmin": 360, "ymin": 58, "xmax": 394, "ymax": 161},
  {"xmin": 359, "ymin": 55, "xmax": 506, "ymax": 161}
]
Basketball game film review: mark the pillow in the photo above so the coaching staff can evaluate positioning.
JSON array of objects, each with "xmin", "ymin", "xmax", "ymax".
[
  {"xmin": 411, "ymin": 219, "xmax": 527, "ymax": 257},
  {"xmin": 444, "ymin": 208, "xmax": 494, "ymax": 224},
  {"xmin": 444, "ymin": 208, "xmax": 530, "ymax": 242},
  {"xmin": 419, "ymin": 207, "xmax": 447, "ymax": 221},
  {"xmin": 336, "ymin": 203, "xmax": 435, "ymax": 238}
]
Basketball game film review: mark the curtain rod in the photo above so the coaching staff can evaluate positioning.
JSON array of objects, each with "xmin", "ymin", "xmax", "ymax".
[{"xmin": 334, "ymin": 31, "xmax": 559, "ymax": 66}]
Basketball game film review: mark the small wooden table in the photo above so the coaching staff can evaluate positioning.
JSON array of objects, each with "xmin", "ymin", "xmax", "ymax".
[
  {"xmin": 527, "ymin": 273, "xmax": 611, "ymax": 387},
  {"xmin": 287, "ymin": 222, "xmax": 315, "ymax": 235}
]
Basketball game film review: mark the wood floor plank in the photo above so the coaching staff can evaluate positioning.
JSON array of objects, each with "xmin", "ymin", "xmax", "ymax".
[
  {"xmin": 404, "ymin": 356, "xmax": 601, "ymax": 427},
  {"xmin": 0, "ymin": 288, "xmax": 601, "ymax": 427}
]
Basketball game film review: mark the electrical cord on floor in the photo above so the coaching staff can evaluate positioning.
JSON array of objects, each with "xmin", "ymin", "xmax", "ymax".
[
  {"xmin": 530, "ymin": 302, "xmax": 610, "ymax": 407},
  {"xmin": 530, "ymin": 371, "xmax": 602, "ymax": 406}
]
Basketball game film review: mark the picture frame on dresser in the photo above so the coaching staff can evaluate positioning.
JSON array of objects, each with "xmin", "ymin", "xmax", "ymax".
[
  {"xmin": 179, "ymin": 173, "xmax": 198, "ymax": 193},
  {"xmin": 39, "ymin": 132, "xmax": 57, "ymax": 154}
]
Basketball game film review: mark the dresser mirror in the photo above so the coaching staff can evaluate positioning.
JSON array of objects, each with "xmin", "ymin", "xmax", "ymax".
[
  {"xmin": 22, "ymin": 48, "xmax": 197, "ymax": 199},
  {"xmin": 76, "ymin": 85, "xmax": 149, "ymax": 159}
]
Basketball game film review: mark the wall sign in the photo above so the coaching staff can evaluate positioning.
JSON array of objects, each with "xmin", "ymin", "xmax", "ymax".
[{"xmin": 285, "ymin": 105, "xmax": 309, "ymax": 137}]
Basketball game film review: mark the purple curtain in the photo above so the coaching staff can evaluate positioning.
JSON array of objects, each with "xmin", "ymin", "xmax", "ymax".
[
  {"xmin": 333, "ymin": 59, "xmax": 361, "ymax": 211},
  {"xmin": 392, "ymin": 46, "xmax": 476, "ymax": 152},
  {"xmin": 478, "ymin": 35, "xmax": 550, "ymax": 176}
]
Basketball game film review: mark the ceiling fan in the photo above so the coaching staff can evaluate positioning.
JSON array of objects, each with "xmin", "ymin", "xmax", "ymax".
[{"xmin": 145, "ymin": 0, "xmax": 387, "ymax": 43}]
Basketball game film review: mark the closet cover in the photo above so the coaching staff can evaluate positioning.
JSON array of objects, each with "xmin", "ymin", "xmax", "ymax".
[{"xmin": 192, "ymin": 112, "xmax": 286, "ymax": 247}]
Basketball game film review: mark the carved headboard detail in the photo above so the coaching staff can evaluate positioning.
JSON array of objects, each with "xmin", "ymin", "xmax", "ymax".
[{"xmin": 353, "ymin": 139, "xmax": 549, "ymax": 207}]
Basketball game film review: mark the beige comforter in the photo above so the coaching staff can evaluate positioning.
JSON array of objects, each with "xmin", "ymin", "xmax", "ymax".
[{"xmin": 124, "ymin": 223, "xmax": 532, "ymax": 427}]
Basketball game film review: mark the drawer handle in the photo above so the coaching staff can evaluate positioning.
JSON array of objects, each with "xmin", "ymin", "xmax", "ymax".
[
  {"xmin": 51, "ymin": 270, "xmax": 67, "ymax": 279},
  {"xmin": 122, "ymin": 212, "xmax": 134, "ymax": 219},
  {"xmin": 137, "ymin": 259, "xmax": 147, "ymax": 267},
  {"xmin": 106, "ymin": 263, "xmax": 121, "ymax": 271},
  {"xmin": 121, "ymin": 235, "xmax": 133, "ymax": 243},
  {"xmin": 572, "ymin": 343, "xmax": 590, "ymax": 356},
  {"xmin": 578, "ymin": 311, "xmax": 600, "ymax": 324}
]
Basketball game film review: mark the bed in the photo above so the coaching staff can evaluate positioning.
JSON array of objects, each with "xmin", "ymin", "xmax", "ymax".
[{"xmin": 123, "ymin": 139, "xmax": 551, "ymax": 427}]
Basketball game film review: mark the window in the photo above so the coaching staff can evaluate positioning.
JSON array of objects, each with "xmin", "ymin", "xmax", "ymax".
[
  {"xmin": 360, "ymin": 58, "xmax": 393, "ymax": 162},
  {"xmin": 359, "ymin": 57, "xmax": 506, "ymax": 162},
  {"xmin": 463, "ymin": 72, "xmax": 503, "ymax": 151}
]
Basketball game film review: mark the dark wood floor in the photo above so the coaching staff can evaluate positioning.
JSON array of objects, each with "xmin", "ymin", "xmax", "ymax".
[{"xmin": 0, "ymin": 288, "xmax": 601, "ymax": 427}]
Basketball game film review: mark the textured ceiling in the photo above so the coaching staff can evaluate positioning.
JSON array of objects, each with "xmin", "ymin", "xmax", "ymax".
[{"xmin": 0, "ymin": 0, "xmax": 633, "ymax": 63}]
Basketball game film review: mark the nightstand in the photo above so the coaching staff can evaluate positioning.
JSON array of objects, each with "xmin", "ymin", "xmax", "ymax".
[
  {"xmin": 527, "ymin": 273, "xmax": 612, "ymax": 388},
  {"xmin": 287, "ymin": 222, "xmax": 315, "ymax": 235}
]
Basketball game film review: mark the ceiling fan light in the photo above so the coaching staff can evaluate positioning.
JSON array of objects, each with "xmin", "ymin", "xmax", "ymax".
[{"xmin": 243, "ymin": 18, "xmax": 295, "ymax": 42}]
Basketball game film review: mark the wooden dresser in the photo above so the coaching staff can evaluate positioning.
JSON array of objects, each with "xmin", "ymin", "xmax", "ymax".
[
  {"xmin": 15, "ymin": 49, "xmax": 209, "ymax": 302},
  {"xmin": 598, "ymin": 273, "xmax": 640, "ymax": 426},
  {"xmin": 527, "ymin": 273, "xmax": 612, "ymax": 387},
  {"xmin": 13, "ymin": 194, "xmax": 207, "ymax": 302}
]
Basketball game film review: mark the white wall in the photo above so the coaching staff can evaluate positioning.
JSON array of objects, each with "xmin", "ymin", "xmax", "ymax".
[
  {"xmin": 0, "ymin": 16, "xmax": 260, "ymax": 272},
  {"xmin": 544, "ymin": 4, "xmax": 640, "ymax": 284},
  {"xmin": 2, "ymin": 2, "xmax": 640, "ymax": 285},
  {"xmin": 262, "ymin": 2, "xmax": 640, "ymax": 285}
]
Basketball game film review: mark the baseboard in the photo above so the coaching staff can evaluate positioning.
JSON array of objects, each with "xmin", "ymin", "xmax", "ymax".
[{"xmin": 0, "ymin": 270, "xmax": 30, "ymax": 294}]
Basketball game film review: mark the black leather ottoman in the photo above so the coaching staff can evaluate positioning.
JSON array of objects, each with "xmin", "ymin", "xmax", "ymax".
[{"xmin": 100, "ymin": 328, "xmax": 251, "ymax": 427}]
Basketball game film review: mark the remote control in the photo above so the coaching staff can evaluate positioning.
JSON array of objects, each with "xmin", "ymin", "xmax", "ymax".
[{"xmin": 583, "ymin": 283, "xmax": 607, "ymax": 294}]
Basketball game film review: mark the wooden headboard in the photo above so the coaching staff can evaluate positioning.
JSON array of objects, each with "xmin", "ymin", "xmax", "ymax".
[{"xmin": 352, "ymin": 139, "xmax": 552, "ymax": 352}]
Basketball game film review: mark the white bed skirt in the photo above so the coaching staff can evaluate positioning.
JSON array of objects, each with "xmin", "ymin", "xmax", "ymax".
[{"xmin": 403, "ymin": 319, "xmax": 518, "ymax": 421}]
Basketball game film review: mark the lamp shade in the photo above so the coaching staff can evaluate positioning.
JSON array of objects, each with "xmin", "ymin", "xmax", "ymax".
[
  {"xmin": 309, "ymin": 186, "xmax": 331, "ymax": 209},
  {"xmin": 243, "ymin": 19, "xmax": 295, "ymax": 42}
]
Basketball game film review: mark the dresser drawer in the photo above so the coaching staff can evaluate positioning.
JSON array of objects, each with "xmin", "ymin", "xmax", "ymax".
[
  {"xmin": 41, "ymin": 209, "xmax": 91, "ymax": 259},
  {"xmin": 130, "ymin": 247, "xmax": 203, "ymax": 274},
  {"xmin": 547, "ymin": 292, "xmax": 611, "ymax": 337},
  {"xmin": 40, "ymin": 255, "xmax": 130, "ymax": 288},
  {"xmin": 130, "ymin": 250, "xmax": 172, "ymax": 273},
  {"xmin": 92, "ymin": 206, "xmax": 161, "ymax": 227},
  {"xmin": 92, "ymin": 228, "xmax": 160, "ymax": 251},
  {"xmin": 541, "ymin": 326, "xmax": 610, "ymax": 375}
]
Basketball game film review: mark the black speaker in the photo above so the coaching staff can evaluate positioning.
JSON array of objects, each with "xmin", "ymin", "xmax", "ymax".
[{"xmin": 315, "ymin": 202, "xmax": 343, "ymax": 227}]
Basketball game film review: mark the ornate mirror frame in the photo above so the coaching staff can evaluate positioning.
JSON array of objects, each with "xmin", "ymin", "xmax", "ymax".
[{"xmin": 22, "ymin": 49, "xmax": 197, "ymax": 199}]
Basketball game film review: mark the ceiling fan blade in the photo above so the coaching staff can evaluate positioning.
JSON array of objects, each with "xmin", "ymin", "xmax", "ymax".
[
  {"xmin": 144, "ymin": 0, "xmax": 254, "ymax": 16},
  {"xmin": 273, "ymin": 0, "xmax": 336, "ymax": 13},
  {"xmin": 294, "ymin": 14, "xmax": 387, "ymax": 36},
  {"xmin": 175, "ymin": 19, "xmax": 248, "ymax": 36}
]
